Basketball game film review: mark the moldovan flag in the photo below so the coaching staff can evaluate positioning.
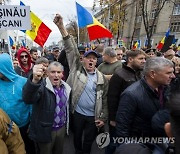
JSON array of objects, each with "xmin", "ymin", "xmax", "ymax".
[
  {"xmin": 169, "ymin": 37, "xmax": 176, "ymax": 48},
  {"xmin": 76, "ymin": 2, "xmax": 113, "ymax": 41},
  {"xmin": 157, "ymin": 37, "xmax": 165, "ymax": 50},
  {"xmin": 20, "ymin": 1, "xmax": 52, "ymax": 47},
  {"xmin": 133, "ymin": 41, "xmax": 139, "ymax": 50},
  {"xmin": 156, "ymin": 28, "xmax": 170, "ymax": 50}
]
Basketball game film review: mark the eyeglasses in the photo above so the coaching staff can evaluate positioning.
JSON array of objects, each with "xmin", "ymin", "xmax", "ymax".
[{"xmin": 20, "ymin": 55, "xmax": 28, "ymax": 58}]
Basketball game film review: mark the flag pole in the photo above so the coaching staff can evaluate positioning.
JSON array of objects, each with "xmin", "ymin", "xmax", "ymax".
[
  {"xmin": 1, "ymin": 0, "xmax": 12, "ymax": 60},
  {"xmin": 75, "ymin": 1, "xmax": 80, "ymax": 45},
  {"xmin": 77, "ymin": 23, "xmax": 80, "ymax": 46},
  {"xmin": 6, "ymin": 31, "xmax": 13, "ymax": 61}
]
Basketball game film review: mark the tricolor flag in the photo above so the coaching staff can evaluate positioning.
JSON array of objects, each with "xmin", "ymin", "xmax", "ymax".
[
  {"xmin": 9, "ymin": 36, "xmax": 14, "ymax": 47},
  {"xmin": 9, "ymin": 36, "xmax": 16, "ymax": 50},
  {"xmin": 133, "ymin": 42, "xmax": 138, "ymax": 49},
  {"xmin": 20, "ymin": 1, "xmax": 52, "ymax": 47},
  {"xmin": 22, "ymin": 40, "xmax": 26, "ymax": 47},
  {"xmin": 76, "ymin": 2, "xmax": 113, "ymax": 41},
  {"xmin": 133, "ymin": 40, "xmax": 140, "ymax": 50},
  {"xmin": 157, "ymin": 28, "xmax": 170, "ymax": 50},
  {"xmin": 157, "ymin": 37, "xmax": 165, "ymax": 50},
  {"xmin": 170, "ymin": 37, "xmax": 177, "ymax": 48},
  {"xmin": 165, "ymin": 28, "xmax": 170, "ymax": 37},
  {"xmin": 144, "ymin": 36, "xmax": 148, "ymax": 47},
  {"xmin": 76, "ymin": 2, "xmax": 93, "ymax": 27},
  {"xmin": 138, "ymin": 40, "xmax": 141, "ymax": 49}
]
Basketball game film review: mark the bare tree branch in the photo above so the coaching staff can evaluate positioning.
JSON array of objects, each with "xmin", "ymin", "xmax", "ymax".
[{"xmin": 141, "ymin": 0, "xmax": 168, "ymax": 48}]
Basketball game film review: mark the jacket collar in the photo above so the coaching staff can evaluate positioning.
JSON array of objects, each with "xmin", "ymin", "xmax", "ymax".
[
  {"xmin": 96, "ymin": 69, "xmax": 105, "ymax": 85},
  {"xmin": 123, "ymin": 62, "xmax": 136, "ymax": 73},
  {"xmin": 141, "ymin": 78, "xmax": 159, "ymax": 98},
  {"xmin": 45, "ymin": 77, "xmax": 71, "ymax": 94},
  {"xmin": 45, "ymin": 77, "xmax": 55, "ymax": 93}
]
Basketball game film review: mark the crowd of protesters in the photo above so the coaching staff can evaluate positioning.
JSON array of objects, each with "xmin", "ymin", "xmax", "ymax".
[{"xmin": 0, "ymin": 13, "xmax": 180, "ymax": 154}]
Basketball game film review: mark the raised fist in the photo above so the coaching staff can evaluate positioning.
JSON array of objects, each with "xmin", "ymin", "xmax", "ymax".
[{"xmin": 32, "ymin": 64, "xmax": 44, "ymax": 83}]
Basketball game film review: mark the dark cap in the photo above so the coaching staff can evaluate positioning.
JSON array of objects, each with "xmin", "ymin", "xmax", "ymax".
[
  {"xmin": 52, "ymin": 46, "xmax": 60, "ymax": 51},
  {"xmin": 84, "ymin": 50, "xmax": 98, "ymax": 57},
  {"xmin": 145, "ymin": 48, "xmax": 156, "ymax": 54},
  {"xmin": 78, "ymin": 46, "xmax": 85, "ymax": 53}
]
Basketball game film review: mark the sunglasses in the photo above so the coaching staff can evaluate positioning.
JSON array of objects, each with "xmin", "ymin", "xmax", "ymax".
[{"xmin": 20, "ymin": 55, "xmax": 28, "ymax": 58}]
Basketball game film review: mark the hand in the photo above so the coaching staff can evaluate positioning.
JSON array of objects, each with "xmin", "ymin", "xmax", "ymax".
[
  {"xmin": 95, "ymin": 119, "xmax": 104, "ymax": 128},
  {"xmin": 110, "ymin": 121, "xmax": 116, "ymax": 127},
  {"xmin": 53, "ymin": 13, "xmax": 68, "ymax": 37},
  {"xmin": 164, "ymin": 122, "xmax": 173, "ymax": 138},
  {"xmin": 53, "ymin": 14, "xmax": 64, "ymax": 28},
  {"xmin": 32, "ymin": 64, "xmax": 44, "ymax": 83}
]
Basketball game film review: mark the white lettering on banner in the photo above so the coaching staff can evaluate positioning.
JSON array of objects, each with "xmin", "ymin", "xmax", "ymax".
[{"xmin": 0, "ymin": 5, "xmax": 30, "ymax": 30}]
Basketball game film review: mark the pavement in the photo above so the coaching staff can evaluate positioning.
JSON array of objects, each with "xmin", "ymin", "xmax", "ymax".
[{"xmin": 63, "ymin": 131, "xmax": 105, "ymax": 154}]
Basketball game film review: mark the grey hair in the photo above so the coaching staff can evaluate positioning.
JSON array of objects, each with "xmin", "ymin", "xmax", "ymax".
[
  {"xmin": 35, "ymin": 57, "xmax": 49, "ymax": 64},
  {"xmin": 143, "ymin": 57, "xmax": 174, "ymax": 75},
  {"xmin": 47, "ymin": 61, "xmax": 64, "ymax": 72},
  {"xmin": 104, "ymin": 47, "xmax": 117, "ymax": 57}
]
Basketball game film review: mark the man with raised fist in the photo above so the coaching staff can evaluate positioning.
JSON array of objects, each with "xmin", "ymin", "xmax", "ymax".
[{"xmin": 23, "ymin": 61, "xmax": 71, "ymax": 154}]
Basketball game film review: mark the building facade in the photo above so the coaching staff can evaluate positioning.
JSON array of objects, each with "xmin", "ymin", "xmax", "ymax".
[{"xmin": 94, "ymin": 0, "xmax": 180, "ymax": 49}]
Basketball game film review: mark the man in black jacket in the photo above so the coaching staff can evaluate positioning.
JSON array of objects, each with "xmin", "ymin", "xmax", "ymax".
[
  {"xmin": 106, "ymin": 50, "xmax": 146, "ymax": 154},
  {"xmin": 45, "ymin": 46, "xmax": 60, "ymax": 62},
  {"xmin": 23, "ymin": 61, "xmax": 71, "ymax": 154},
  {"xmin": 115, "ymin": 57, "xmax": 175, "ymax": 151},
  {"xmin": 108, "ymin": 50, "xmax": 146, "ymax": 126},
  {"xmin": 165, "ymin": 77, "xmax": 180, "ymax": 154}
]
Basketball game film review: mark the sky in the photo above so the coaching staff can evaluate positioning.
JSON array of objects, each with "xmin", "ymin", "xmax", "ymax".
[{"xmin": 9, "ymin": 0, "xmax": 94, "ymax": 47}]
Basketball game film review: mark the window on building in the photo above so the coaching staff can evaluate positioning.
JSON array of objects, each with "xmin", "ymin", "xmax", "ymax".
[
  {"xmin": 136, "ymin": 15, "xmax": 142, "ymax": 23},
  {"xmin": 171, "ymin": 22, "xmax": 180, "ymax": 32},
  {"xmin": 151, "ymin": 9, "xmax": 157, "ymax": 19},
  {"xmin": 173, "ymin": 4, "xmax": 180, "ymax": 15}
]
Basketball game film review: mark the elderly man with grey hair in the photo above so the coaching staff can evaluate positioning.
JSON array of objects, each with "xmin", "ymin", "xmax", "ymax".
[
  {"xmin": 23, "ymin": 61, "xmax": 71, "ymax": 154},
  {"xmin": 98, "ymin": 47, "xmax": 122, "ymax": 80},
  {"xmin": 115, "ymin": 57, "xmax": 175, "ymax": 152}
]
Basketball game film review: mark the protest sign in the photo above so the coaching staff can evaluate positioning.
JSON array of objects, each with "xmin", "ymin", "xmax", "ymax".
[{"xmin": 0, "ymin": 5, "xmax": 30, "ymax": 30}]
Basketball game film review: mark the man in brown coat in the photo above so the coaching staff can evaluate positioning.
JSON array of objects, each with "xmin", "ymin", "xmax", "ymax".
[{"xmin": 0, "ymin": 109, "xmax": 25, "ymax": 154}]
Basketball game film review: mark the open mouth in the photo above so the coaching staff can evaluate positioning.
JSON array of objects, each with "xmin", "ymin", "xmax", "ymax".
[
  {"xmin": 54, "ymin": 79, "xmax": 59, "ymax": 82},
  {"xmin": 89, "ymin": 63, "xmax": 93, "ymax": 67}
]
